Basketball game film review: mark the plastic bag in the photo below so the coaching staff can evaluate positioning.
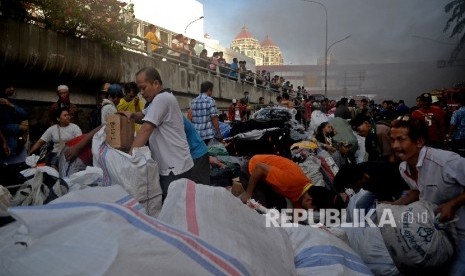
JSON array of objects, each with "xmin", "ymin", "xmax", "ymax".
[
  {"xmin": 11, "ymin": 171, "xmax": 68, "ymax": 206},
  {"xmin": 92, "ymin": 127, "xmax": 162, "ymax": 217}
]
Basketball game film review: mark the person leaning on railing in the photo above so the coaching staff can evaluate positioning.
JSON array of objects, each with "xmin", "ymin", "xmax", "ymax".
[{"xmin": 144, "ymin": 24, "xmax": 161, "ymax": 56}]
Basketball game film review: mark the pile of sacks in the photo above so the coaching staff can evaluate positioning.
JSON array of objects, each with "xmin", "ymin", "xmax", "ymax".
[{"xmin": 0, "ymin": 179, "xmax": 372, "ymax": 275}]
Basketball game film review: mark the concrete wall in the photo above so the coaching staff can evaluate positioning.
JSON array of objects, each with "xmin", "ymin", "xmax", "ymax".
[
  {"xmin": 0, "ymin": 20, "xmax": 272, "ymax": 111},
  {"xmin": 1, "ymin": 20, "xmax": 278, "ymax": 137}
]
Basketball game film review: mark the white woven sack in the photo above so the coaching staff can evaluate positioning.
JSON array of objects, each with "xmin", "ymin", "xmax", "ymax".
[
  {"xmin": 1, "ymin": 199, "xmax": 249, "ymax": 275},
  {"xmin": 285, "ymin": 226, "xmax": 372, "ymax": 276},
  {"xmin": 159, "ymin": 179, "xmax": 297, "ymax": 276},
  {"xmin": 63, "ymin": 166, "xmax": 103, "ymax": 192},
  {"xmin": 344, "ymin": 227, "xmax": 399, "ymax": 276},
  {"xmin": 377, "ymin": 201, "xmax": 455, "ymax": 269},
  {"xmin": 92, "ymin": 127, "xmax": 162, "ymax": 217}
]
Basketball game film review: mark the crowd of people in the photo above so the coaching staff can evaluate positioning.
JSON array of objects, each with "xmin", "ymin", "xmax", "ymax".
[
  {"xmin": 1, "ymin": 70, "xmax": 465, "ymax": 274},
  {"xmin": 144, "ymin": 26, "xmax": 303, "ymax": 94}
]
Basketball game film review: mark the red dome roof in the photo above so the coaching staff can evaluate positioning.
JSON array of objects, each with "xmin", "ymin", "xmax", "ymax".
[
  {"xmin": 234, "ymin": 26, "xmax": 255, "ymax": 40},
  {"xmin": 261, "ymin": 35, "xmax": 276, "ymax": 47}
]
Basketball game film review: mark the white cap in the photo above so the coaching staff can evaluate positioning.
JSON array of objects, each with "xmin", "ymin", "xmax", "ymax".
[
  {"xmin": 57, "ymin": 85, "xmax": 69, "ymax": 91},
  {"xmin": 431, "ymin": 95, "xmax": 439, "ymax": 103},
  {"xmin": 232, "ymin": 99, "xmax": 237, "ymax": 103}
]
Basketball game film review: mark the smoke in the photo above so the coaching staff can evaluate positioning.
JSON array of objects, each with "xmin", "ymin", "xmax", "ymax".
[{"xmin": 200, "ymin": 0, "xmax": 457, "ymax": 65}]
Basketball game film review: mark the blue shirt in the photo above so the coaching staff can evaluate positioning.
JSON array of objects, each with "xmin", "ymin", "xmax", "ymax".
[
  {"xmin": 451, "ymin": 106, "xmax": 465, "ymax": 139},
  {"xmin": 190, "ymin": 93, "xmax": 218, "ymax": 140},
  {"xmin": 229, "ymin": 62, "xmax": 238, "ymax": 79},
  {"xmin": 183, "ymin": 117, "xmax": 208, "ymax": 159},
  {"xmin": 0, "ymin": 99, "xmax": 28, "ymax": 164}
]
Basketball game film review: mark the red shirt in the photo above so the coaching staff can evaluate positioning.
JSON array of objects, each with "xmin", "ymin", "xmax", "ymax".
[
  {"xmin": 412, "ymin": 106, "xmax": 446, "ymax": 144},
  {"xmin": 66, "ymin": 135, "xmax": 92, "ymax": 165}
]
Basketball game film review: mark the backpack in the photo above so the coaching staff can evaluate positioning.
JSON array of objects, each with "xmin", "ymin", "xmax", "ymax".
[{"xmin": 89, "ymin": 103, "xmax": 110, "ymax": 129}]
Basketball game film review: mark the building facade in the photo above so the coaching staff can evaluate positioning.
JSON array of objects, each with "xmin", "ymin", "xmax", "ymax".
[{"xmin": 231, "ymin": 26, "xmax": 283, "ymax": 66}]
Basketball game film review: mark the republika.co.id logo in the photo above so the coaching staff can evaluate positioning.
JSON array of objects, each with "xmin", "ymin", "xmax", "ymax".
[{"xmin": 264, "ymin": 208, "xmax": 429, "ymax": 228}]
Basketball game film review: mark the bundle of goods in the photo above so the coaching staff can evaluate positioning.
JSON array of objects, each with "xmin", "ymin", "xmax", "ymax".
[
  {"xmin": 226, "ymin": 127, "xmax": 292, "ymax": 158},
  {"xmin": 229, "ymin": 118, "xmax": 287, "ymax": 137},
  {"xmin": 331, "ymin": 117, "xmax": 358, "ymax": 153}
]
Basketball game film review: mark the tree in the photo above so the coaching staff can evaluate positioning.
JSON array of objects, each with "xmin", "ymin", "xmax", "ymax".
[
  {"xmin": 444, "ymin": 0, "xmax": 465, "ymax": 57},
  {"xmin": 2, "ymin": 0, "xmax": 133, "ymax": 47}
]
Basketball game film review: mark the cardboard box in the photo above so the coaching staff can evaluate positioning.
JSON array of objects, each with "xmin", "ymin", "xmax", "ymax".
[{"xmin": 105, "ymin": 114, "xmax": 135, "ymax": 152}]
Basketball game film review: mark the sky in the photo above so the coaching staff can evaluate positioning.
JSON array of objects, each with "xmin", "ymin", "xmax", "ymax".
[{"xmin": 196, "ymin": 0, "xmax": 459, "ymax": 65}]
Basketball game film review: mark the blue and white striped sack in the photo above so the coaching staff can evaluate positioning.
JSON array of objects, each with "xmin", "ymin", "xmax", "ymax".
[
  {"xmin": 1, "ymin": 189, "xmax": 250, "ymax": 276},
  {"xmin": 91, "ymin": 127, "xmax": 162, "ymax": 217},
  {"xmin": 285, "ymin": 226, "xmax": 373, "ymax": 276},
  {"xmin": 159, "ymin": 179, "xmax": 297, "ymax": 276}
]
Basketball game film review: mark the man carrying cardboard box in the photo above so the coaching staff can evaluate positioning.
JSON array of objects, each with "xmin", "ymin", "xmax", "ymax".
[{"xmin": 121, "ymin": 67, "xmax": 193, "ymax": 201}]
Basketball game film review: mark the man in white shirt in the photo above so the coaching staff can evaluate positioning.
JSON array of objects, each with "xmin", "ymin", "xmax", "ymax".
[
  {"xmin": 389, "ymin": 116, "xmax": 465, "ymax": 275},
  {"xmin": 124, "ymin": 67, "xmax": 193, "ymax": 201}
]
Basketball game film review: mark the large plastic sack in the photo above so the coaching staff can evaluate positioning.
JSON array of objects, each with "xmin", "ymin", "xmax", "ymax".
[
  {"xmin": 20, "ymin": 155, "xmax": 59, "ymax": 179},
  {"xmin": 58, "ymin": 147, "xmax": 87, "ymax": 178},
  {"xmin": 226, "ymin": 128, "xmax": 292, "ymax": 158},
  {"xmin": 207, "ymin": 139, "xmax": 229, "ymax": 156},
  {"xmin": 285, "ymin": 226, "xmax": 372, "ymax": 276},
  {"xmin": 62, "ymin": 166, "xmax": 103, "ymax": 192},
  {"xmin": 158, "ymin": 179, "xmax": 297, "ymax": 276},
  {"xmin": 92, "ymin": 127, "xmax": 162, "ymax": 217},
  {"xmin": 309, "ymin": 110, "xmax": 331, "ymax": 135},
  {"xmin": 344, "ymin": 227, "xmax": 399, "ymax": 276},
  {"xmin": 229, "ymin": 117, "xmax": 287, "ymax": 137},
  {"xmin": 1, "ymin": 195, "xmax": 250, "ymax": 275},
  {"xmin": 376, "ymin": 201, "xmax": 456, "ymax": 271},
  {"xmin": 317, "ymin": 149, "xmax": 339, "ymax": 190},
  {"xmin": 331, "ymin": 117, "xmax": 358, "ymax": 153},
  {"xmin": 298, "ymin": 156, "xmax": 325, "ymax": 187},
  {"xmin": 11, "ymin": 171, "xmax": 68, "ymax": 207}
]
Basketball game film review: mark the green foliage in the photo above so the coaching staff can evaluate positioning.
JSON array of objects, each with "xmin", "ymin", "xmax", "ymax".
[
  {"xmin": 3, "ymin": 0, "xmax": 134, "ymax": 47},
  {"xmin": 444, "ymin": 0, "xmax": 465, "ymax": 45}
]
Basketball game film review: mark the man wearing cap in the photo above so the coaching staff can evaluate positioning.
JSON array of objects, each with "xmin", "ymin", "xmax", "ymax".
[
  {"xmin": 49, "ymin": 85, "xmax": 79, "ymax": 126},
  {"xmin": 101, "ymin": 84, "xmax": 124, "ymax": 125},
  {"xmin": 412, "ymin": 92, "xmax": 446, "ymax": 149}
]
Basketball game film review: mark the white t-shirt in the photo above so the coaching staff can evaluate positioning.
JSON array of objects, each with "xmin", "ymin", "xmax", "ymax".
[
  {"xmin": 142, "ymin": 91, "xmax": 193, "ymax": 176},
  {"xmin": 167, "ymin": 38, "xmax": 182, "ymax": 57},
  {"xmin": 40, "ymin": 123, "xmax": 82, "ymax": 153},
  {"xmin": 101, "ymin": 99, "xmax": 117, "ymax": 125}
]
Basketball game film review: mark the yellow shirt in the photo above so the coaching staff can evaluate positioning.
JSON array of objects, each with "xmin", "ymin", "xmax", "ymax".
[
  {"xmin": 144, "ymin": 31, "xmax": 161, "ymax": 52},
  {"xmin": 117, "ymin": 98, "xmax": 144, "ymax": 133}
]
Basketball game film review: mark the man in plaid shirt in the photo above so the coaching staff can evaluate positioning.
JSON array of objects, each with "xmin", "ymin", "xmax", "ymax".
[{"xmin": 190, "ymin": 81, "xmax": 223, "ymax": 144}]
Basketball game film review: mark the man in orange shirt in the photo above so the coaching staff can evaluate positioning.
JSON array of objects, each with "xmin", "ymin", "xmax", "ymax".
[
  {"xmin": 240, "ymin": 154, "xmax": 313, "ymax": 209},
  {"xmin": 240, "ymin": 154, "xmax": 345, "ymax": 212}
]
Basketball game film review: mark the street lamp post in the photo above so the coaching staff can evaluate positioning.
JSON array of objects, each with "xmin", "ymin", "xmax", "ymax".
[
  {"xmin": 327, "ymin": 35, "xmax": 351, "ymax": 56},
  {"xmin": 300, "ymin": 0, "xmax": 327, "ymax": 97},
  {"xmin": 184, "ymin": 16, "xmax": 204, "ymax": 35}
]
